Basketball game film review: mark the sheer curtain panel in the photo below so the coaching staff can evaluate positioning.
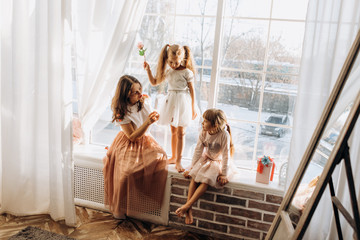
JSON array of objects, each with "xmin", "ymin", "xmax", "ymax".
[
  {"xmin": 0, "ymin": 0, "xmax": 76, "ymax": 225},
  {"xmin": 74, "ymin": 0, "xmax": 147, "ymax": 143},
  {"xmin": 287, "ymin": 0, "xmax": 360, "ymax": 238}
]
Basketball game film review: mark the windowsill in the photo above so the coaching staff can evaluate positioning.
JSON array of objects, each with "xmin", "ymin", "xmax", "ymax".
[{"xmin": 73, "ymin": 144, "xmax": 285, "ymax": 195}]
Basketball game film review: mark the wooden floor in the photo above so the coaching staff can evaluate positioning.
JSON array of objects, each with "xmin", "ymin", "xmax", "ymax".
[{"xmin": 0, "ymin": 206, "xmax": 218, "ymax": 240}]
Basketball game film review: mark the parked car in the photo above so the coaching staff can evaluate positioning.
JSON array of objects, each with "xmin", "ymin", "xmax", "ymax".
[{"xmin": 260, "ymin": 114, "xmax": 290, "ymax": 138}]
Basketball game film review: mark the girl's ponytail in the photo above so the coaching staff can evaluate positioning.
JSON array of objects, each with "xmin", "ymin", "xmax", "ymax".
[
  {"xmin": 226, "ymin": 123, "xmax": 235, "ymax": 158},
  {"xmin": 183, "ymin": 45, "xmax": 196, "ymax": 78},
  {"xmin": 155, "ymin": 44, "xmax": 170, "ymax": 83}
]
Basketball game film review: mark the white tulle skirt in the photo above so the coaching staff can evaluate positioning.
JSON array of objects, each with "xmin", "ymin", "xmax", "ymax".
[{"xmin": 158, "ymin": 90, "xmax": 192, "ymax": 127}]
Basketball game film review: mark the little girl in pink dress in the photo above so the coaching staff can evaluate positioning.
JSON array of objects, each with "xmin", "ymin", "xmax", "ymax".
[
  {"xmin": 176, "ymin": 108, "xmax": 234, "ymax": 224},
  {"xmin": 103, "ymin": 75, "xmax": 168, "ymax": 219}
]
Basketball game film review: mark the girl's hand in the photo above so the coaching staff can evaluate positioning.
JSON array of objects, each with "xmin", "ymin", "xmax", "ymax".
[
  {"xmin": 183, "ymin": 170, "xmax": 191, "ymax": 179},
  {"xmin": 143, "ymin": 61, "xmax": 150, "ymax": 71},
  {"xmin": 147, "ymin": 111, "xmax": 159, "ymax": 125},
  {"xmin": 217, "ymin": 175, "xmax": 229, "ymax": 186},
  {"xmin": 192, "ymin": 108, "xmax": 197, "ymax": 120}
]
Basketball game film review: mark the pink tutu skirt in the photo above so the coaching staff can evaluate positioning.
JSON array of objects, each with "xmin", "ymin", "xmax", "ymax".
[
  {"xmin": 189, "ymin": 155, "xmax": 223, "ymax": 189},
  {"xmin": 103, "ymin": 131, "xmax": 168, "ymax": 217}
]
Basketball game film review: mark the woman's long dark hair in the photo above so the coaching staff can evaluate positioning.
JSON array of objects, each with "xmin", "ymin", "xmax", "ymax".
[{"xmin": 111, "ymin": 75, "xmax": 143, "ymax": 122}]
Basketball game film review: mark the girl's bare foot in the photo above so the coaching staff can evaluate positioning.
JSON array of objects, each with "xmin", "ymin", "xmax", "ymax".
[
  {"xmin": 175, "ymin": 204, "xmax": 189, "ymax": 217},
  {"xmin": 168, "ymin": 157, "xmax": 176, "ymax": 164},
  {"xmin": 175, "ymin": 163, "xmax": 185, "ymax": 173},
  {"xmin": 185, "ymin": 208, "xmax": 193, "ymax": 224}
]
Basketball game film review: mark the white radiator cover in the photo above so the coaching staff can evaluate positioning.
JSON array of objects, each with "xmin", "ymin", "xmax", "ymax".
[{"xmin": 74, "ymin": 153, "xmax": 170, "ymax": 225}]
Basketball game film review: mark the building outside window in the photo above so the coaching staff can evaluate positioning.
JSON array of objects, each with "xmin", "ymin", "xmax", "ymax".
[{"xmin": 88, "ymin": 0, "xmax": 309, "ymax": 174}]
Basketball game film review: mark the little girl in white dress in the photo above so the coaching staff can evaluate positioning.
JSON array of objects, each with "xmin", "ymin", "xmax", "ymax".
[
  {"xmin": 176, "ymin": 108, "xmax": 235, "ymax": 224},
  {"xmin": 144, "ymin": 44, "xmax": 197, "ymax": 173}
]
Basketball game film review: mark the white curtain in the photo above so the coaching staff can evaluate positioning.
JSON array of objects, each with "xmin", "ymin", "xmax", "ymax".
[
  {"xmin": 0, "ymin": 0, "xmax": 76, "ymax": 226},
  {"xmin": 287, "ymin": 0, "xmax": 360, "ymax": 238},
  {"xmin": 74, "ymin": 0, "xmax": 147, "ymax": 143}
]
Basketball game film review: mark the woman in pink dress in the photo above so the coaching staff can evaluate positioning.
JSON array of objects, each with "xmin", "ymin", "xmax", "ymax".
[
  {"xmin": 103, "ymin": 75, "xmax": 168, "ymax": 219},
  {"xmin": 176, "ymin": 109, "xmax": 234, "ymax": 224}
]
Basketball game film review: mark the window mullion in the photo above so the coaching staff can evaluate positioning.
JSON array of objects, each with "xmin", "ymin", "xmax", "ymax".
[{"xmin": 208, "ymin": 0, "xmax": 225, "ymax": 108}]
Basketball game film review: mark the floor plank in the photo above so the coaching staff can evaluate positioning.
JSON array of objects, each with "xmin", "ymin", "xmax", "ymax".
[{"xmin": 0, "ymin": 206, "xmax": 219, "ymax": 240}]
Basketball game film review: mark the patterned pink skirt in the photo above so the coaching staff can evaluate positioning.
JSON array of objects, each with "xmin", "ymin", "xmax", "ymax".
[{"xmin": 103, "ymin": 131, "xmax": 168, "ymax": 217}]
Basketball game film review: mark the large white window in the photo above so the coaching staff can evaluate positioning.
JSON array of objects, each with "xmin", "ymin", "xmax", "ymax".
[{"xmin": 90, "ymin": 0, "xmax": 308, "ymax": 173}]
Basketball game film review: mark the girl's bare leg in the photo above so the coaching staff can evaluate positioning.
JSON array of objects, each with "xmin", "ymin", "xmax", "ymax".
[
  {"xmin": 175, "ymin": 126, "xmax": 185, "ymax": 172},
  {"xmin": 175, "ymin": 182, "xmax": 208, "ymax": 222},
  {"xmin": 184, "ymin": 179, "xmax": 198, "ymax": 224},
  {"xmin": 185, "ymin": 208, "xmax": 193, "ymax": 225},
  {"xmin": 168, "ymin": 126, "xmax": 177, "ymax": 164}
]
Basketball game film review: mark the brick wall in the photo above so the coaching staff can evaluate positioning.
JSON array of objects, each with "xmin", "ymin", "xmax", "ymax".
[{"xmin": 168, "ymin": 174, "xmax": 284, "ymax": 240}]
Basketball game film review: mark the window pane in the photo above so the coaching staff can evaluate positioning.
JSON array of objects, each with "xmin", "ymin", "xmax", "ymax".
[
  {"xmin": 136, "ymin": 15, "xmax": 175, "ymax": 63},
  {"xmin": 221, "ymin": 19, "xmax": 269, "ymax": 70},
  {"xmin": 145, "ymin": 0, "xmax": 175, "ymax": 14},
  {"xmin": 217, "ymin": 70, "xmax": 262, "ymax": 121},
  {"xmin": 225, "ymin": 0, "xmax": 271, "ymax": 18},
  {"xmin": 230, "ymin": 120, "xmax": 256, "ymax": 169},
  {"xmin": 272, "ymin": 0, "xmax": 309, "ymax": 20},
  {"xmin": 257, "ymin": 127, "xmax": 292, "ymax": 173},
  {"xmin": 267, "ymin": 21, "xmax": 306, "ymax": 74},
  {"xmin": 261, "ymin": 74, "xmax": 298, "ymax": 117},
  {"xmin": 176, "ymin": 0, "xmax": 218, "ymax": 16},
  {"xmin": 197, "ymin": 67, "xmax": 211, "ymax": 109},
  {"xmin": 175, "ymin": 16, "xmax": 216, "ymax": 68}
]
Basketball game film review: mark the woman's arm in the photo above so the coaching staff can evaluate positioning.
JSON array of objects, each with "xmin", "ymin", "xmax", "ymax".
[
  {"xmin": 121, "ymin": 111, "xmax": 159, "ymax": 142},
  {"xmin": 187, "ymin": 81, "xmax": 197, "ymax": 120}
]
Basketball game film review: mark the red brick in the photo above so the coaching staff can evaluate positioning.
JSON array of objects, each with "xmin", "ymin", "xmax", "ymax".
[
  {"xmin": 248, "ymin": 200, "xmax": 279, "ymax": 213},
  {"xmin": 208, "ymin": 186, "xmax": 232, "ymax": 194},
  {"xmin": 216, "ymin": 195, "xmax": 246, "ymax": 206},
  {"xmin": 171, "ymin": 186, "xmax": 185, "ymax": 196},
  {"xmin": 198, "ymin": 192, "xmax": 215, "ymax": 201},
  {"xmin": 265, "ymin": 194, "xmax": 283, "ymax": 204},
  {"xmin": 262, "ymin": 232, "xmax": 267, "ymax": 240},
  {"xmin": 263, "ymin": 213, "xmax": 275, "ymax": 223},
  {"xmin": 229, "ymin": 226, "xmax": 261, "ymax": 239},
  {"xmin": 247, "ymin": 220, "xmax": 271, "ymax": 232},
  {"xmin": 170, "ymin": 195, "xmax": 187, "ymax": 205},
  {"xmin": 198, "ymin": 220, "xmax": 227, "ymax": 233},
  {"xmin": 171, "ymin": 177, "xmax": 190, "ymax": 186},
  {"xmin": 192, "ymin": 209, "xmax": 214, "ymax": 221},
  {"xmin": 215, "ymin": 214, "xmax": 246, "ymax": 226},
  {"xmin": 233, "ymin": 189, "xmax": 265, "ymax": 201},
  {"xmin": 231, "ymin": 207, "xmax": 262, "ymax": 220},
  {"xmin": 199, "ymin": 202, "xmax": 229, "ymax": 214}
]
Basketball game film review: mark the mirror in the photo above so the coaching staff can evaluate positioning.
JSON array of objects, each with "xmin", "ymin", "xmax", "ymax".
[
  {"xmin": 267, "ymin": 29, "xmax": 360, "ymax": 240},
  {"xmin": 290, "ymin": 53, "xmax": 359, "ymax": 216}
]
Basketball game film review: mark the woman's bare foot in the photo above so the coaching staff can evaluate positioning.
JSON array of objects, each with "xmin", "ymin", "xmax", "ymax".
[
  {"xmin": 175, "ymin": 163, "xmax": 185, "ymax": 173},
  {"xmin": 185, "ymin": 208, "xmax": 193, "ymax": 224},
  {"xmin": 175, "ymin": 204, "xmax": 190, "ymax": 217},
  {"xmin": 168, "ymin": 157, "xmax": 176, "ymax": 164}
]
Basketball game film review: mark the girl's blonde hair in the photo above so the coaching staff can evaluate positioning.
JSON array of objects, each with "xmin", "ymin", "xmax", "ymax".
[
  {"xmin": 111, "ymin": 75, "xmax": 143, "ymax": 122},
  {"xmin": 155, "ymin": 44, "xmax": 196, "ymax": 83},
  {"xmin": 203, "ymin": 109, "xmax": 235, "ymax": 157}
]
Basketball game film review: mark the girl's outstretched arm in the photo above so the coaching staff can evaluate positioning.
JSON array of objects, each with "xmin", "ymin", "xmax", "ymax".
[
  {"xmin": 187, "ymin": 81, "xmax": 197, "ymax": 120},
  {"xmin": 121, "ymin": 111, "xmax": 159, "ymax": 142},
  {"xmin": 144, "ymin": 62, "xmax": 165, "ymax": 86}
]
